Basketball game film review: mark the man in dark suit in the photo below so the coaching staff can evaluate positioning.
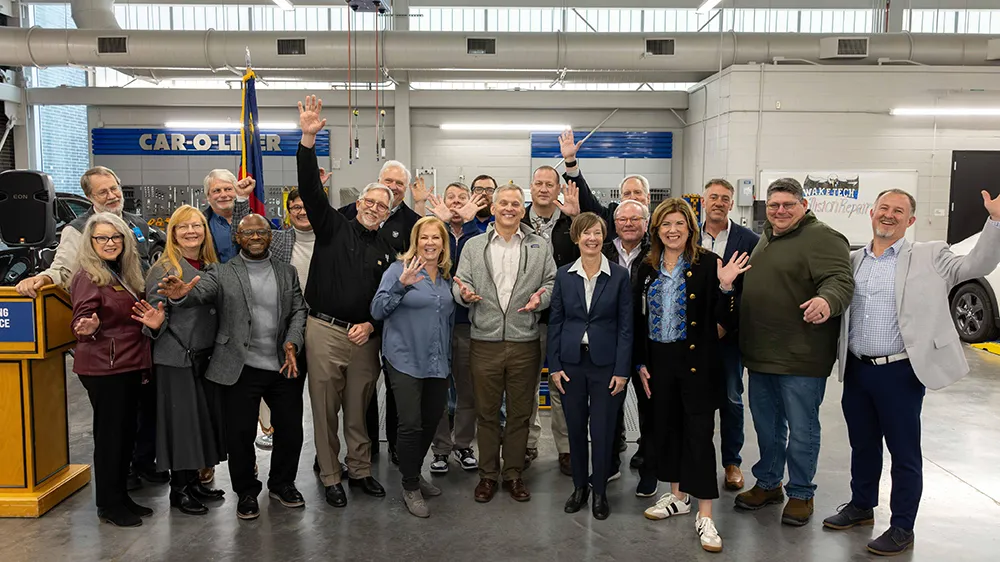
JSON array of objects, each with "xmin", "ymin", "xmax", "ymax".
[
  {"xmin": 699, "ymin": 179, "xmax": 760, "ymax": 492},
  {"xmin": 159, "ymin": 214, "xmax": 308, "ymax": 521}
]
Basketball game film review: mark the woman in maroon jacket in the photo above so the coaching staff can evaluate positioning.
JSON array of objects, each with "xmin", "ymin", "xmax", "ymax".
[{"xmin": 71, "ymin": 212, "xmax": 165, "ymax": 528}]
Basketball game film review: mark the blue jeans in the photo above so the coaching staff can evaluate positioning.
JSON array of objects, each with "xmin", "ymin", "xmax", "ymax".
[
  {"xmin": 748, "ymin": 372, "xmax": 827, "ymax": 500},
  {"xmin": 719, "ymin": 340, "xmax": 745, "ymax": 467}
]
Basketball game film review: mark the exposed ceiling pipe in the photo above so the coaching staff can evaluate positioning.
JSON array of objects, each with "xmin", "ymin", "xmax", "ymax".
[{"xmin": 68, "ymin": 0, "xmax": 161, "ymax": 82}]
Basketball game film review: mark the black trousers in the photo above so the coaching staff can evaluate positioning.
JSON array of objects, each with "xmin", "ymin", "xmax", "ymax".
[
  {"xmin": 641, "ymin": 341, "xmax": 719, "ymax": 500},
  {"xmin": 170, "ymin": 469, "xmax": 198, "ymax": 492},
  {"xmin": 560, "ymin": 350, "xmax": 625, "ymax": 496},
  {"xmin": 367, "ymin": 364, "xmax": 398, "ymax": 453},
  {"xmin": 224, "ymin": 365, "xmax": 305, "ymax": 497},
  {"xmin": 132, "ymin": 371, "xmax": 158, "ymax": 470},
  {"xmin": 385, "ymin": 362, "xmax": 448, "ymax": 491},
  {"xmin": 79, "ymin": 372, "xmax": 142, "ymax": 509}
]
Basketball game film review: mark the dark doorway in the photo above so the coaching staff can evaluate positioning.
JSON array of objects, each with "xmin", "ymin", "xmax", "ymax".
[{"xmin": 949, "ymin": 151, "xmax": 1000, "ymax": 244}]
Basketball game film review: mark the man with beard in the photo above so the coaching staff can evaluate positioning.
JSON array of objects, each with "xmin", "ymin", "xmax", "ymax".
[
  {"xmin": 469, "ymin": 174, "xmax": 498, "ymax": 231},
  {"xmin": 296, "ymin": 95, "xmax": 394, "ymax": 508},
  {"xmin": 700, "ymin": 179, "xmax": 760, "ymax": 492},
  {"xmin": 202, "ymin": 169, "xmax": 244, "ymax": 263},
  {"xmin": 822, "ymin": 189, "xmax": 1000, "ymax": 556}
]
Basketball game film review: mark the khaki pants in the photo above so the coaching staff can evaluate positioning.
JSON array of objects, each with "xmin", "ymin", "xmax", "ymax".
[
  {"xmin": 527, "ymin": 325, "xmax": 570, "ymax": 454},
  {"xmin": 259, "ymin": 402, "xmax": 272, "ymax": 434},
  {"xmin": 431, "ymin": 324, "xmax": 477, "ymax": 455},
  {"xmin": 470, "ymin": 339, "xmax": 541, "ymax": 482},
  {"xmin": 306, "ymin": 316, "xmax": 381, "ymax": 486}
]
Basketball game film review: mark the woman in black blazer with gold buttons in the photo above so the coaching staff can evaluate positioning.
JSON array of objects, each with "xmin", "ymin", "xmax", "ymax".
[{"xmin": 633, "ymin": 198, "xmax": 749, "ymax": 554}]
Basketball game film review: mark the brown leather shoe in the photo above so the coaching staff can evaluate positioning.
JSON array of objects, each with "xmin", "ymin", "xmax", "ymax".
[
  {"xmin": 502, "ymin": 478, "xmax": 531, "ymax": 502},
  {"xmin": 782, "ymin": 497, "xmax": 814, "ymax": 526},
  {"xmin": 724, "ymin": 465, "xmax": 744, "ymax": 490},
  {"xmin": 198, "ymin": 467, "xmax": 215, "ymax": 484},
  {"xmin": 558, "ymin": 453, "xmax": 572, "ymax": 477},
  {"xmin": 734, "ymin": 484, "xmax": 785, "ymax": 510},
  {"xmin": 524, "ymin": 448, "xmax": 538, "ymax": 470},
  {"xmin": 474, "ymin": 479, "xmax": 498, "ymax": 503}
]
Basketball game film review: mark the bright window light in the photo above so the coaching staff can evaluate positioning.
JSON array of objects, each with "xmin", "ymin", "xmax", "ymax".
[
  {"xmin": 697, "ymin": 0, "xmax": 723, "ymax": 15},
  {"xmin": 890, "ymin": 107, "xmax": 1000, "ymax": 116},
  {"xmin": 272, "ymin": 0, "xmax": 294, "ymax": 12},
  {"xmin": 164, "ymin": 121, "xmax": 299, "ymax": 129},
  {"xmin": 439, "ymin": 123, "xmax": 570, "ymax": 131}
]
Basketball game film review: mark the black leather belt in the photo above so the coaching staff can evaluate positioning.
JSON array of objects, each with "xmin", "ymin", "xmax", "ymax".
[
  {"xmin": 580, "ymin": 343, "xmax": 590, "ymax": 354},
  {"xmin": 856, "ymin": 351, "xmax": 908, "ymax": 366},
  {"xmin": 309, "ymin": 310, "xmax": 353, "ymax": 330}
]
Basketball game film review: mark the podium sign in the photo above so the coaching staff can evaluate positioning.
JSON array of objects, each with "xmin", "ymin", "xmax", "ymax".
[{"xmin": 0, "ymin": 287, "xmax": 90, "ymax": 517}]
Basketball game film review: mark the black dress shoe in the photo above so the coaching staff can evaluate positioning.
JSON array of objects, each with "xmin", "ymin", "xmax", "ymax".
[
  {"xmin": 348, "ymin": 476, "xmax": 386, "ymax": 497},
  {"xmin": 236, "ymin": 494, "xmax": 260, "ymax": 520},
  {"xmin": 389, "ymin": 448, "xmax": 399, "ymax": 466},
  {"xmin": 268, "ymin": 484, "xmax": 305, "ymax": 508},
  {"xmin": 126, "ymin": 469, "xmax": 143, "ymax": 491},
  {"xmin": 123, "ymin": 495, "xmax": 153, "ymax": 517},
  {"xmin": 170, "ymin": 488, "xmax": 209, "ymax": 516},
  {"xmin": 313, "ymin": 456, "xmax": 320, "ymax": 473},
  {"xmin": 98, "ymin": 506, "xmax": 142, "ymax": 527},
  {"xmin": 325, "ymin": 484, "xmax": 347, "ymax": 508},
  {"xmin": 592, "ymin": 493, "xmax": 610, "ymax": 520},
  {"xmin": 135, "ymin": 465, "xmax": 170, "ymax": 484},
  {"xmin": 564, "ymin": 486, "xmax": 590, "ymax": 514},
  {"xmin": 629, "ymin": 453, "xmax": 644, "ymax": 470},
  {"xmin": 189, "ymin": 481, "xmax": 225, "ymax": 501}
]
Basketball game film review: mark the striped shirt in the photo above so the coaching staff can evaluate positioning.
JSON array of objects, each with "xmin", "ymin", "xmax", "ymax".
[{"xmin": 848, "ymin": 238, "xmax": 905, "ymax": 357}]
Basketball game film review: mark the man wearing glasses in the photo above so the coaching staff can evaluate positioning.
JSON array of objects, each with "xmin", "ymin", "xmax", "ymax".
[
  {"xmin": 296, "ymin": 96, "xmax": 394, "ymax": 509},
  {"xmin": 469, "ymin": 175, "xmax": 498, "ymax": 232},
  {"xmin": 735, "ymin": 178, "xmax": 854, "ymax": 527}
]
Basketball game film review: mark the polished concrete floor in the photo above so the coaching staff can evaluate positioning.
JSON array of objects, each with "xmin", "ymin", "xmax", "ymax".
[{"xmin": 2, "ymin": 347, "xmax": 999, "ymax": 561}]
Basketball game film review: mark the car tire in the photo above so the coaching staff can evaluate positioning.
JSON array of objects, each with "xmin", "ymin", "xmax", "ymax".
[
  {"xmin": 951, "ymin": 282, "xmax": 1000, "ymax": 343},
  {"xmin": 149, "ymin": 244, "xmax": 164, "ymax": 265}
]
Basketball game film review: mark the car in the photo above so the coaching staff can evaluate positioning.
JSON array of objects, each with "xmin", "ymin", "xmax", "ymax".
[
  {"xmin": 0, "ymin": 192, "xmax": 165, "ymax": 286},
  {"xmin": 949, "ymin": 232, "xmax": 1000, "ymax": 343}
]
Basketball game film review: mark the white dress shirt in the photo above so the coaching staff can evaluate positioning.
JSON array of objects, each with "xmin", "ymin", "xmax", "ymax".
[
  {"xmin": 568, "ymin": 255, "xmax": 612, "ymax": 344},
  {"xmin": 701, "ymin": 219, "xmax": 731, "ymax": 258},
  {"xmin": 489, "ymin": 228, "xmax": 524, "ymax": 312},
  {"xmin": 612, "ymin": 238, "xmax": 643, "ymax": 277}
]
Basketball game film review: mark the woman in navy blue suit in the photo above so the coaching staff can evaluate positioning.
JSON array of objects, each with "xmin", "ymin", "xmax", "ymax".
[{"xmin": 547, "ymin": 212, "xmax": 633, "ymax": 520}]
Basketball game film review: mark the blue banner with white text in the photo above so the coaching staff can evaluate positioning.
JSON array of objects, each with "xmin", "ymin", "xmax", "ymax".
[{"xmin": 92, "ymin": 128, "xmax": 330, "ymax": 157}]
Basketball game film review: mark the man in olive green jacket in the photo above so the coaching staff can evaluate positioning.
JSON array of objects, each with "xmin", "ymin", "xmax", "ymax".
[{"xmin": 734, "ymin": 178, "xmax": 855, "ymax": 527}]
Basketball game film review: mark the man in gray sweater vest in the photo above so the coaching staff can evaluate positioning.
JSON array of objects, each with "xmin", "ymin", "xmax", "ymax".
[{"xmin": 452, "ymin": 183, "xmax": 557, "ymax": 504}]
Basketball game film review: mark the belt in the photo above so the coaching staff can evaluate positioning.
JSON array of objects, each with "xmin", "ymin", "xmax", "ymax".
[
  {"xmin": 308, "ymin": 310, "xmax": 353, "ymax": 330},
  {"xmin": 857, "ymin": 351, "xmax": 908, "ymax": 366},
  {"xmin": 580, "ymin": 343, "xmax": 590, "ymax": 354}
]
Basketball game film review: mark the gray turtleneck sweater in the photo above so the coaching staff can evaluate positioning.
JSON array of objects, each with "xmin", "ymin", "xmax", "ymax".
[{"xmin": 244, "ymin": 255, "xmax": 281, "ymax": 371}]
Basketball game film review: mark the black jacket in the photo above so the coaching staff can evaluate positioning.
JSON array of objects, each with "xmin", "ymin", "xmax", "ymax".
[
  {"xmin": 601, "ymin": 234, "xmax": 651, "ymax": 282},
  {"xmin": 522, "ymin": 204, "xmax": 577, "ymax": 325},
  {"xmin": 699, "ymin": 220, "xmax": 759, "ymax": 344}
]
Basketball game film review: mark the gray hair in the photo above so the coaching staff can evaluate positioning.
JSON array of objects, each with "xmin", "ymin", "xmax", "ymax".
[
  {"xmin": 445, "ymin": 182, "xmax": 471, "ymax": 197},
  {"xmin": 619, "ymin": 174, "xmax": 651, "ymax": 198},
  {"xmin": 203, "ymin": 169, "xmax": 238, "ymax": 195},
  {"xmin": 875, "ymin": 188, "xmax": 917, "ymax": 216},
  {"xmin": 80, "ymin": 166, "xmax": 121, "ymax": 198},
  {"xmin": 358, "ymin": 182, "xmax": 394, "ymax": 204},
  {"xmin": 615, "ymin": 199, "xmax": 650, "ymax": 220},
  {"xmin": 379, "ymin": 160, "xmax": 412, "ymax": 186},
  {"xmin": 767, "ymin": 177, "xmax": 804, "ymax": 201},
  {"xmin": 75, "ymin": 212, "xmax": 145, "ymax": 293},
  {"xmin": 704, "ymin": 178, "xmax": 735, "ymax": 194},
  {"xmin": 493, "ymin": 183, "xmax": 525, "ymax": 204}
]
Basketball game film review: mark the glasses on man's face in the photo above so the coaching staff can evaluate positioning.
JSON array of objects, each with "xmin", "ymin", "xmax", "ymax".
[
  {"xmin": 288, "ymin": 204, "xmax": 306, "ymax": 214},
  {"xmin": 766, "ymin": 201, "xmax": 801, "ymax": 212},
  {"xmin": 239, "ymin": 229, "xmax": 271, "ymax": 239},
  {"xmin": 361, "ymin": 197, "xmax": 390, "ymax": 214},
  {"xmin": 382, "ymin": 178, "xmax": 406, "ymax": 189},
  {"xmin": 615, "ymin": 217, "xmax": 644, "ymax": 225},
  {"xmin": 92, "ymin": 234, "xmax": 125, "ymax": 245},
  {"xmin": 92, "ymin": 185, "xmax": 122, "ymax": 200},
  {"xmin": 174, "ymin": 223, "xmax": 205, "ymax": 233},
  {"xmin": 472, "ymin": 186, "xmax": 496, "ymax": 195}
]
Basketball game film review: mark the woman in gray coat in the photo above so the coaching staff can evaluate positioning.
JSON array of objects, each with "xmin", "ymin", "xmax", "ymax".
[{"xmin": 144, "ymin": 205, "xmax": 226, "ymax": 515}]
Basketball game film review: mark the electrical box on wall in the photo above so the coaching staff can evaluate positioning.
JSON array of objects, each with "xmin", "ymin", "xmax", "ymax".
[{"xmin": 737, "ymin": 178, "xmax": 754, "ymax": 207}]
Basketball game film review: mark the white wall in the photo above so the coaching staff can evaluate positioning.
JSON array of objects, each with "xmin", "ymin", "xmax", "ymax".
[{"xmin": 684, "ymin": 65, "xmax": 1000, "ymax": 242}]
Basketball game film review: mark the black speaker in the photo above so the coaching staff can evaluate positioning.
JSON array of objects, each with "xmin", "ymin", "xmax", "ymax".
[{"xmin": 0, "ymin": 170, "xmax": 57, "ymax": 247}]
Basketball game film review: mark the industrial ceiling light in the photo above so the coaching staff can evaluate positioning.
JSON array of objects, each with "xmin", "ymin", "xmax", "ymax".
[
  {"xmin": 697, "ymin": 0, "xmax": 723, "ymax": 15},
  {"xmin": 439, "ymin": 123, "xmax": 570, "ymax": 131},
  {"xmin": 164, "ymin": 121, "xmax": 299, "ymax": 129},
  {"xmin": 272, "ymin": 0, "xmax": 295, "ymax": 12},
  {"xmin": 890, "ymin": 107, "xmax": 1000, "ymax": 116}
]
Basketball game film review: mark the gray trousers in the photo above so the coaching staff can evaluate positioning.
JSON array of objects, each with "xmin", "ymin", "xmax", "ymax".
[{"xmin": 431, "ymin": 324, "xmax": 477, "ymax": 455}]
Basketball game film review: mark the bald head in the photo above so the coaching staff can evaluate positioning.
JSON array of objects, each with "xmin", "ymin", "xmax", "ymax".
[
  {"xmin": 238, "ymin": 214, "xmax": 269, "ymax": 231},
  {"xmin": 235, "ymin": 214, "xmax": 272, "ymax": 258}
]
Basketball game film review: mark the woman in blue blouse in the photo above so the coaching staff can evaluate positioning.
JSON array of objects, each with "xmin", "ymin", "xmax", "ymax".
[
  {"xmin": 371, "ymin": 216, "xmax": 456, "ymax": 518},
  {"xmin": 633, "ymin": 198, "xmax": 750, "ymax": 553}
]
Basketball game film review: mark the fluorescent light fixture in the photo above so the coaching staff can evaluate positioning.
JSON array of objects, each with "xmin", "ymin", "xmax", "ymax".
[
  {"xmin": 890, "ymin": 107, "xmax": 1000, "ymax": 116},
  {"xmin": 439, "ymin": 123, "xmax": 570, "ymax": 131},
  {"xmin": 697, "ymin": 0, "xmax": 723, "ymax": 15},
  {"xmin": 272, "ymin": 0, "xmax": 295, "ymax": 12},
  {"xmin": 164, "ymin": 121, "xmax": 299, "ymax": 130}
]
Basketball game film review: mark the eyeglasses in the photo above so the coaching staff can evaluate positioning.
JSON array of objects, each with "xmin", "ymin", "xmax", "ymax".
[
  {"xmin": 92, "ymin": 234, "xmax": 125, "ymax": 245},
  {"xmin": 361, "ymin": 198, "xmax": 390, "ymax": 214},
  {"xmin": 238, "ymin": 229, "xmax": 271, "ymax": 239},
  {"xmin": 381, "ymin": 178, "xmax": 406, "ymax": 189},
  {"xmin": 615, "ymin": 217, "xmax": 645, "ymax": 225},
  {"xmin": 91, "ymin": 186, "xmax": 122, "ymax": 200},
  {"xmin": 288, "ymin": 204, "xmax": 306, "ymax": 213},
  {"xmin": 766, "ymin": 201, "xmax": 801, "ymax": 211},
  {"xmin": 472, "ymin": 186, "xmax": 496, "ymax": 195},
  {"xmin": 174, "ymin": 223, "xmax": 205, "ymax": 233}
]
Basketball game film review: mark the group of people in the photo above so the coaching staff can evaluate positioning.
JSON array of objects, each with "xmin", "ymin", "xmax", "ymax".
[{"xmin": 15, "ymin": 95, "xmax": 1000, "ymax": 557}]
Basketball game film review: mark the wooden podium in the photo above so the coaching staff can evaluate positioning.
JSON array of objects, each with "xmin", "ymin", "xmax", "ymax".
[{"xmin": 0, "ymin": 286, "xmax": 90, "ymax": 517}]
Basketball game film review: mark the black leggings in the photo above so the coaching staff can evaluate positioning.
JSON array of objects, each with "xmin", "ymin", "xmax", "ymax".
[{"xmin": 385, "ymin": 361, "xmax": 448, "ymax": 491}]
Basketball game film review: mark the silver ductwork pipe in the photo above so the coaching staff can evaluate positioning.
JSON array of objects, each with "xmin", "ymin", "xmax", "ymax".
[
  {"xmin": 0, "ymin": 29, "xmax": 997, "ymax": 79},
  {"xmin": 70, "ymin": 0, "xmax": 120, "ymax": 30}
]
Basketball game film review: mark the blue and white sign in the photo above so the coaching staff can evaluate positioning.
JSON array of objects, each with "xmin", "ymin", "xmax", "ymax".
[
  {"xmin": 531, "ymin": 131, "xmax": 673, "ymax": 159},
  {"xmin": 92, "ymin": 128, "xmax": 331, "ymax": 157},
  {"xmin": 0, "ymin": 301, "xmax": 35, "ymax": 343}
]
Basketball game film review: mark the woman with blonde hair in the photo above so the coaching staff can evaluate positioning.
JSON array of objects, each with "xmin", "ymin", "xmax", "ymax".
[
  {"xmin": 371, "ymin": 216, "xmax": 456, "ymax": 518},
  {"xmin": 71, "ymin": 212, "xmax": 164, "ymax": 527},
  {"xmin": 143, "ymin": 204, "xmax": 227, "ymax": 516}
]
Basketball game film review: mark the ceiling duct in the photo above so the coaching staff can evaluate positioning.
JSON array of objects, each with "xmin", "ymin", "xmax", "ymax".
[
  {"xmin": 645, "ymin": 39, "xmax": 676, "ymax": 56},
  {"xmin": 820, "ymin": 37, "xmax": 869, "ymax": 59},
  {"xmin": 988, "ymin": 39, "xmax": 1000, "ymax": 61}
]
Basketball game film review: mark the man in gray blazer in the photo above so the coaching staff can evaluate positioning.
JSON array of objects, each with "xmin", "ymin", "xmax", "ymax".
[
  {"xmin": 159, "ymin": 214, "xmax": 308, "ymax": 521},
  {"xmin": 824, "ymin": 189, "xmax": 1000, "ymax": 556}
]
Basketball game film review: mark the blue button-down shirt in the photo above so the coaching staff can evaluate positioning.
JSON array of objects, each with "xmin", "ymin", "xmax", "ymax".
[
  {"xmin": 371, "ymin": 260, "xmax": 456, "ymax": 379},
  {"xmin": 647, "ymin": 257, "xmax": 689, "ymax": 344},
  {"xmin": 849, "ymin": 237, "xmax": 906, "ymax": 357},
  {"xmin": 208, "ymin": 212, "xmax": 236, "ymax": 263}
]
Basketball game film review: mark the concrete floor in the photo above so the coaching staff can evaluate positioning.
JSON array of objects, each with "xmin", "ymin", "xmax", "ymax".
[{"xmin": 2, "ymin": 347, "xmax": 999, "ymax": 562}]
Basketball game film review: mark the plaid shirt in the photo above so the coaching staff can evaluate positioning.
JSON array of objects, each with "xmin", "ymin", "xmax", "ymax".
[
  {"xmin": 848, "ymin": 237, "xmax": 906, "ymax": 357},
  {"xmin": 233, "ymin": 199, "xmax": 295, "ymax": 264}
]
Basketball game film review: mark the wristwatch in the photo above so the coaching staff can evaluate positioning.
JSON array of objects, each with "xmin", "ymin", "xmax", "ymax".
[{"xmin": 564, "ymin": 159, "xmax": 578, "ymax": 168}]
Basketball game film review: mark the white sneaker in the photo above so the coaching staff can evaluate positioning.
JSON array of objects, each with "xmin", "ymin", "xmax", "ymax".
[
  {"xmin": 644, "ymin": 492, "xmax": 692, "ymax": 520},
  {"xmin": 696, "ymin": 515, "xmax": 723, "ymax": 552},
  {"xmin": 606, "ymin": 470, "xmax": 622, "ymax": 482},
  {"xmin": 419, "ymin": 476, "xmax": 442, "ymax": 497},
  {"xmin": 255, "ymin": 433, "xmax": 273, "ymax": 450},
  {"xmin": 455, "ymin": 448, "xmax": 478, "ymax": 470},
  {"xmin": 429, "ymin": 455, "xmax": 449, "ymax": 474}
]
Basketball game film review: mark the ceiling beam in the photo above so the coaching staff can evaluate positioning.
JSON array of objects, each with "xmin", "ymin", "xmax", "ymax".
[{"xmin": 16, "ymin": 0, "xmax": 1000, "ymax": 8}]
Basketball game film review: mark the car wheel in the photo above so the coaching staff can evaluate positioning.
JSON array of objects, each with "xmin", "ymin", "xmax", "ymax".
[
  {"xmin": 149, "ymin": 244, "xmax": 164, "ymax": 264},
  {"xmin": 951, "ymin": 283, "xmax": 1000, "ymax": 343}
]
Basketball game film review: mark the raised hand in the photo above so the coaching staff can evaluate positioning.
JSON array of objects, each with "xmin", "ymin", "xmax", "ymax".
[
  {"xmin": 411, "ymin": 176, "xmax": 430, "ymax": 204},
  {"xmin": 983, "ymin": 190, "xmax": 1000, "ymax": 221},
  {"xmin": 638, "ymin": 366, "xmax": 651, "ymax": 398},
  {"xmin": 427, "ymin": 194, "xmax": 453, "ymax": 223},
  {"xmin": 319, "ymin": 167, "xmax": 332, "ymax": 185},
  {"xmin": 234, "ymin": 176, "xmax": 256, "ymax": 198},
  {"xmin": 131, "ymin": 300, "xmax": 166, "ymax": 330},
  {"xmin": 458, "ymin": 193, "xmax": 490, "ymax": 223},
  {"xmin": 399, "ymin": 257, "xmax": 427, "ymax": 286},
  {"xmin": 717, "ymin": 252, "xmax": 751, "ymax": 291},
  {"xmin": 800, "ymin": 296, "xmax": 831, "ymax": 324},
  {"xmin": 559, "ymin": 128, "xmax": 583, "ymax": 161},
  {"xmin": 280, "ymin": 343, "xmax": 299, "ymax": 378},
  {"xmin": 517, "ymin": 288, "xmax": 546, "ymax": 313},
  {"xmin": 454, "ymin": 277, "xmax": 482, "ymax": 304},
  {"xmin": 74, "ymin": 313, "xmax": 100, "ymax": 337},
  {"xmin": 609, "ymin": 376, "xmax": 628, "ymax": 396},
  {"xmin": 551, "ymin": 370, "xmax": 569, "ymax": 394},
  {"xmin": 555, "ymin": 181, "xmax": 581, "ymax": 217},
  {"xmin": 297, "ymin": 95, "xmax": 327, "ymax": 136},
  {"xmin": 157, "ymin": 274, "xmax": 201, "ymax": 300},
  {"xmin": 347, "ymin": 322, "xmax": 374, "ymax": 346}
]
